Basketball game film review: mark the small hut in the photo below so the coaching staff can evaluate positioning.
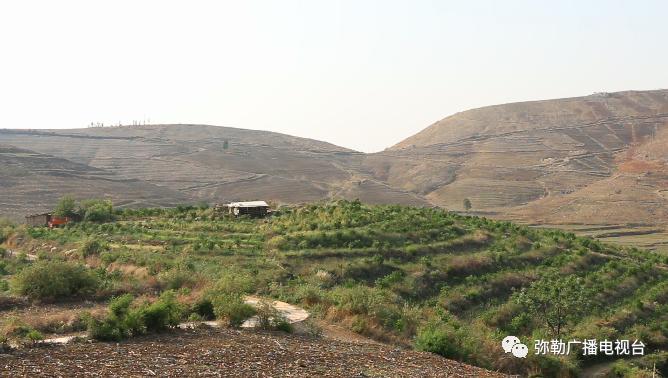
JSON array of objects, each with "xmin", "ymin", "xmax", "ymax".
[
  {"xmin": 25, "ymin": 213, "xmax": 71, "ymax": 228},
  {"xmin": 25, "ymin": 213, "xmax": 51, "ymax": 227},
  {"xmin": 225, "ymin": 201, "xmax": 270, "ymax": 217}
]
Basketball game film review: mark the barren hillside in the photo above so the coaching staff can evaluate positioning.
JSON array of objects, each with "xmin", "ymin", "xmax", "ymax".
[
  {"xmin": 0, "ymin": 125, "xmax": 427, "ymax": 217},
  {"xmin": 373, "ymin": 90, "xmax": 668, "ymax": 223},
  {"xmin": 2, "ymin": 90, "xmax": 668, "ymax": 245},
  {"xmin": 0, "ymin": 145, "xmax": 187, "ymax": 220}
]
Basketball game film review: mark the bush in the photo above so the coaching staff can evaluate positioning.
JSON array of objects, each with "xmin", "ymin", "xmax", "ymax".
[
  {"xmin": 25, "ymin": 329, "xmax": 44, "ymax": 343},
  {"xmin": 88, "ymin": 291, "xmax": 184, "ymax": 341},
  {"xmin": 203, "ymin": 272, "xmax": 257, "ymax": 327},
  {"xmin": 81, "ymin": 200, "xmax": 114, "ymax": 223},
  {"xmin": 54, "ymin": 195, "xmax": 77, "ymax": 218},
  {"xmin": 212, "ymin": 294, "xmax": 256, "ymax": 327},
  {"xmin": 87, "ymin": 294, "xmax": 133, "ymax": 341},
  {"xmin": 80, "ymin": 238, "xmax": 107, "ymax": 258},
  {"xmin": 415, "ymin": 323, "xmax": 460, "ymax": 359},
  {"xmin": 255, "ymin": 300, "xmax": 293, "ymax": 333},
  {"xmin": 12, "ymin": 261, "xmax": 99, "ymax": 301},
  {"xmin": 414, "ymin": 321, "xmax": 482, "ymax": 364},
  {"xmin": 191, "ymin": 299, "xmax": 215, "ymax": 320},
  {"xmin": 140, "ymin": 291, "xmax": 183, "ymax": 332},
  {"xmin": 1, "ymin": 318, "xmax": 44, "ymax": 345},
  {"xmin": 87, "ymin": 315, "xmax": 128, "ymax": 341}
]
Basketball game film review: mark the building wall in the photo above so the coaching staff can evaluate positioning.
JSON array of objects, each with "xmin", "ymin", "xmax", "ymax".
[
  {"xmin": 235, "ymin": 206, "xmax": 268, "ymax": 217},
  {"xmin": 26, "ymin": 214, "xmax": 49, "ymax": 227}
]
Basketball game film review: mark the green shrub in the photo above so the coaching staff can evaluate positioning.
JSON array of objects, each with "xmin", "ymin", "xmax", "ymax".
[
  {"xmin": 302, "ymin": 319, "xmax": 323, "ymax": 338},
  {"xmin": 87, "ymin": 294, "xmax": 133, "ymax": 341},
  {"xmin": 12, "ymin": 261, "xmax": 99, "ymax": 301},
  {"xmin": 87, "ymin": 314, "xmax": 127, "ymax": 341},
  {"xmin": 212, "ymin": 294, "xmax": 256, "ymax": 327},
  {"xmin": 109, "ymin": 293, "xmax": 134, "ymax": 317},
  {"xmin": 254, "ymin": 300, "xmax": 293, "ymax": 333},
  {"xmin": 25, "ymin": 329, "xmax": 44, "ymax": 343},
  {"xmin": 0, "ymin": 335, "xmax": 9, "ymax": 352},
  {"xmin": 274, "ymin": 319, "xmax": 294, "ymax": 333},
  {"xmin": 80, "ymin": 238, "xmax": 107, "ymax": 258},
  {"xmin": 191, "ymin": 299, "xmax": 215, "ymax": 320},
  {"xmin": 376, "ymin": 271, "xmax": 404, "ymax": 288},
  {"xmin": 214, "ymin": 294, "xmax": 255, "ymax": 328},
  {"xmin": 1, "ymin": 318, "xmax": 44, "ymax": 345},
  {"xmin": 330, "ymin": 285, "xmax": 397, "ymax": 316},
  {"xmin": 415, "ymin": 324, "xmax": 460, "ymax": 358},
  {"xmin": 54, "ymin": 195, "xmax": 77, "ymax": 218},
  {"xmin": 140, "ymin": 291, "xmax": 183, "ymax": 332},
  {"xmin": 88, "ymin": 292, "xmax": 184, "ymax": 341},
  {"xmin": 81, "ymin": 199, "xmax": 114, "ymax": 222}
]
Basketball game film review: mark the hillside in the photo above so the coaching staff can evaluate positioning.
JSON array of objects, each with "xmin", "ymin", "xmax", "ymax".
[
  {"xmin": 0, "ymin": 125, "xmax": 427, "ymax": 214},
  {"xmin": 1, "ymin": 202, "xmax": 666, "ymax": 376},
  {"xmin": 380, "ymin": 90, "xmax": 668, "ymax": 214},
  {"xmin": 0, "ymin": 145, "xmax": 187, "ymax": 221},
  {"xmin": 2, "ymin": 90, "xmax": 668, "ymax": 249}
]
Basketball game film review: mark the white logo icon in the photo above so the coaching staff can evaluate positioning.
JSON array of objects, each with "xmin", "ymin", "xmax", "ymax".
[
  {"xmin": 502, "ymin": 336, "xmax": 521, "ymax": 353},
  {"xmin": 511, "ymin": 343, "xmax": 529, "ymax": 358},
  {"xmin": 502, "ymin": 335, "xmax": 528, "ymax": 358}
]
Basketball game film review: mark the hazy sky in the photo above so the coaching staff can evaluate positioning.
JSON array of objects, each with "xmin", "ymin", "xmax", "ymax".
[{"xmin": 1, "ymin": 1, "xmax": 667, "ymax": 152}]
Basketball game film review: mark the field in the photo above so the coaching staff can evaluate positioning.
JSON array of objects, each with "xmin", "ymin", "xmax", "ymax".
[{"xmin": 2, "ymin": 201, "xmax": 668, "ymax": 376}]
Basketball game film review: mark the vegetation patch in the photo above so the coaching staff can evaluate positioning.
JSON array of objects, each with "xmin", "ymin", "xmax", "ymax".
[{"xmin": 3, "ymin": 199, "xmax": 668, "ymax": 376}]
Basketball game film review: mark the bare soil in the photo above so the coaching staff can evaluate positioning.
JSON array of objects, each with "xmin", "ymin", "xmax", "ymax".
[{"xmin": 0, "ymin": 327, "xmax": 507, "ymax": 377}]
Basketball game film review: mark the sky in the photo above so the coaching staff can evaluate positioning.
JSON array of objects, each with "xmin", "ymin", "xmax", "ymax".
[{"xmin": 1, "ymin": 1, "xmax": 667, "ymax": 152}]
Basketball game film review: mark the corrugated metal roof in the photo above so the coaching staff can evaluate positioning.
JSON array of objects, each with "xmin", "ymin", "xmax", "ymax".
[
  {"xmin": 26, "ymin": 212, "xmax": 52, "ymax": 217},
  {"xmin": 227, "ymin": 201, "xmax": 269, "ymax": 208}
]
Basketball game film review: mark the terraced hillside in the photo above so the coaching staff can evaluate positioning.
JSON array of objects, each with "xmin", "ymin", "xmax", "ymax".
[
  {"xmin": 0, "ymin": 126, "xmax": 427, "ymax": 214},
  {"xmin": 380, "ymin": 90, "xmax": 668, "ymax": 220},
  {"xmin": 517, "ymin": 126, "xmax": 668, "ymax": 225},
  {"xmin": 0, "ymin": 145, "xmax": 187, "ymax": 220},
  {"xmin": 2, "ymin": 90, "xmax": 668, "ymax": 250},
  {"xmin": 1, "ymin": 202, "xmax": 667, "ymax": 376}
]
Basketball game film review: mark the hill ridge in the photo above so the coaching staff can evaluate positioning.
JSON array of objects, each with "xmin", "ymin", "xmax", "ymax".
[{"xmin": 2, "ymin": 89, "xmax": 668, "ymax": 245}]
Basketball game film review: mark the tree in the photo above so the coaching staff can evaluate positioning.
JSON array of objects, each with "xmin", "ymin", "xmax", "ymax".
[
  {"xmin": 54, "ymin": 196, "xmax": 77, "ymax": 218},
  {"xmin": 81, "ymin": 199, "xmax": 114, "ymax": 222},
  {"xmin": 463, "ymin": 198, "xmax": 472, "ymax": 211},
  {"xmin": 516, "ymin": 272, "xmax": 591, "ymax": 337}
]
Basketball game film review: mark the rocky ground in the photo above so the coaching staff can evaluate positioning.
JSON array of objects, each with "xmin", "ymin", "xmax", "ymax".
[{"xmin": 0, "ymin": 326, "xmax": 507, "ymax": 377}]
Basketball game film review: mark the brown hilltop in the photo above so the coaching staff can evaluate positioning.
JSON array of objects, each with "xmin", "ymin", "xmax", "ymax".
[
  {"xmin": 368, "ymin": 90, "xmax": 668, "ymax": 217},
  {"xmin": 2, "ymin": 90, "xmax": 668, "ymax": 248}
]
